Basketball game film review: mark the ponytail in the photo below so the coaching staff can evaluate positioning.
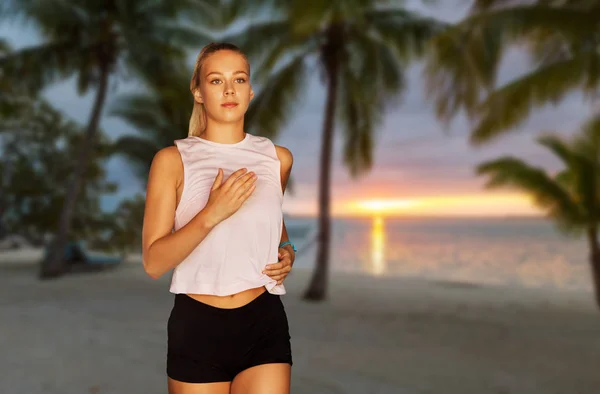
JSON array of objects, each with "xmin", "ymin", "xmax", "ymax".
[{"xmin": 188, "ymin": 100, "xmax": 206, "ymax": 137}]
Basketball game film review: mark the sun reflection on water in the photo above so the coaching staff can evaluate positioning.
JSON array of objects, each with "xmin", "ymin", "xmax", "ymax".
[{"xmin": 369, "ymin": 215, "xmax": 387, "ymax": 276}]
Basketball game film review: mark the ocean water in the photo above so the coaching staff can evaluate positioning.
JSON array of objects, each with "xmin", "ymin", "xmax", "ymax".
[{"xmin": 285, "ymin": 216, "xmax": 593, "ymax": 292}]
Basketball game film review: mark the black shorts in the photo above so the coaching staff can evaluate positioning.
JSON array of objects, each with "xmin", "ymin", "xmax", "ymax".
[{"xmin": 166, "ymin": 289, "xmax": 293, "ymax": 383}]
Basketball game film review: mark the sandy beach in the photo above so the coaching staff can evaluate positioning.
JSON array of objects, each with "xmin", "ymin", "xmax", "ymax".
[{"xmin": 1, "ymin": 252, "xmax": 599, "ymax": 394}]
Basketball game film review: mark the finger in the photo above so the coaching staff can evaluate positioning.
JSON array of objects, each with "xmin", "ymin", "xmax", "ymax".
[
  {"xmin": 269, "ymin": 274, "xmax": 286, "ymax": 281},
  {"xmin": 237, "ymin": 183, "xmax": 256, "ymax": 202},
  {"xmin": 265, "ymin": 262, "xmax": 284, "ymax": 271},
  {"xmin": 264, "ymin": 268, "xmax": 284, "ymax": 276},
  {"xmin": 211, "ymin": 168, "xmax": 223, "ymax": 191},
  {"xmin": 229, "ymin": 170, "xmax": 255, "ymax": 196},
  {"xmin": 232, "ymin": 171, "xmax": 257, "ymax": 196},
  {"xmin": 222, "ymin": 168, "xmax": 248, "ymax": 190},
  {"xmin": 265, "ymin": 267, "xmax": 290, "ymax": 276}
]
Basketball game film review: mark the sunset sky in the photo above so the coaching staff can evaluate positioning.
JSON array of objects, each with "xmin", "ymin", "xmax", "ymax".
[{"xmin": 2, "ymin": 1, "xmax": 590, "ymax": 218}]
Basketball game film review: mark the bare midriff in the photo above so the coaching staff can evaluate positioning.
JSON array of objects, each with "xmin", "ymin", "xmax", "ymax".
[{"xmin": 186, "ymin": 285, "xmax": 267, "ymax": 309}]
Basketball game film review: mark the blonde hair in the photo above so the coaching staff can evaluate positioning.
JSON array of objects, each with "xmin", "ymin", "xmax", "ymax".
[{"xmin": 188, "ymin": 42, "xmax": 250, "ymax": 137}]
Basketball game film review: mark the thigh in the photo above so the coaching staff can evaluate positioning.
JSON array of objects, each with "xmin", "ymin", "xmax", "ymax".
[
  {"xmin": 230, "ymin": 363, "xmax": 291, "ymax": 394},
  {"xmin": 167, "ymin": 295, "xmax": 237, "ymax": 385},
  {"xmin": 168, "ymin": 378, "xmax": 230, "ymax": 394}
]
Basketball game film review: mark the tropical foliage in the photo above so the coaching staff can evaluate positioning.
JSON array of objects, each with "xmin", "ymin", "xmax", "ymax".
[
  {"xmin": 110, "ymin": 72, "xmax": 192, "ymax": 184},
  {"xmin": 0, "ymin": 100, "xmax": 116, "ymax": 246},
  {"xmin": 425, "ymin": 0, "xmax": 600, "ymax": 144},
  {"xmin": 90, "ymin": 194, "xmax": 146, "ymax": 257},
  {"xmin": 0, "ymin": 0, "xmax": 214, "ymax": 277},
  {"xmin": 477, "ymin": 116, "xmax": 600, "ymax": 308}
]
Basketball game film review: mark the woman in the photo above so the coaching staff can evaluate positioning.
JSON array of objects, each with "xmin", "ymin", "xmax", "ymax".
[{"xmin": 142, "ymin": 42, "xmax": 296, "ymax": 394}]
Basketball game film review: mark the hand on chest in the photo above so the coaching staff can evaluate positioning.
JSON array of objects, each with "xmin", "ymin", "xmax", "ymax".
[{"xmin": 188, "ymin": 156, "xmax": 282, "ymax": 213}]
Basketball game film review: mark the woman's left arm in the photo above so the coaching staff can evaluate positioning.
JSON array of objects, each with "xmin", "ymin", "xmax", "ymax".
[{"xmin": 263, "ymin": 145, "xmax": 294, "ymax": 284}]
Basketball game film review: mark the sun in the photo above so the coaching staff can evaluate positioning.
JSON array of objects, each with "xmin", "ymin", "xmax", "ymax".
[
  {"xmin": 350, "ymin": 198, "xmax": 418, "ymax": 215},
  {"xmin": 337, "ymin": 193, "xmax": 539, "ymax": 217}
]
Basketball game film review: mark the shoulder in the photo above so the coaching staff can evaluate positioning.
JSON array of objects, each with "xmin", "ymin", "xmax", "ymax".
[
  {"xmin": 153, "ymin": 145, "xmax": 182, "ymax": 166},
  {"xmin": 274, "ymin": 144, "xmax": 293, "ymax": 169},
  {"xmin": 149, "ymin": 146, "xmax": 183, "ymax": 183},
  {"xmin": 247, "ymin": 133, "xmax": 293, "ymax": 167}
]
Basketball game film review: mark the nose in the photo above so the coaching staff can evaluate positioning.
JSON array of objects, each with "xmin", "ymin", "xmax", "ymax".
[{"xmin": 224, "ymin": 83, "xmax": 235, "ymax": 96}]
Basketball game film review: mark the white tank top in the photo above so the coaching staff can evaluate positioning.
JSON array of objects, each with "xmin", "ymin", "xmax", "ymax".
[{"xmin": 169, "ymin": 132, "xmax": 285, "ymax": 296}]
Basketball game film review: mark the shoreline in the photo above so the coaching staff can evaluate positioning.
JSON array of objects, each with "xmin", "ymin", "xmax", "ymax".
[
  {"xmin": 0, "ymin": 248, "xmax": 593, "ymax": 296},
  {"xmin": 0, "ymin": 247, "xmax": 595, "ymax": 300}
]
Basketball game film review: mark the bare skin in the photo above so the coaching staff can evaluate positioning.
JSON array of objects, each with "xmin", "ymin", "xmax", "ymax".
[{"xmin": 142, "ymin": 49, "xmax": 294, "ymax": 393}]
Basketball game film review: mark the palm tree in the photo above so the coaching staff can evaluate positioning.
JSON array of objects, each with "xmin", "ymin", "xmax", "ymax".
[
  {"xmin": 1, "ymin": 99, "xmax": 117, "ymax": 246},
  {"xmin": 0, "ymin": 0, "xmax": 214, "ymax": 278},
  {"xmin": 425, "ymin": 0, "xmax": 600, "ymax": 144},
  {"xmin": 476, "ymin": 116, "xmax": 600, "ymax": 309},
  {"xmin": 224, "ymin": 0, "xmax": 444, "ymax": 300},
  {"xmin": 110, "ymin": 72, "xmax": 192, "ymax": 184}
]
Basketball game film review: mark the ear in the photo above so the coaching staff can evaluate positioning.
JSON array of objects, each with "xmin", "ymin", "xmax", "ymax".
[
  {"xmin": 193, "ymin": 89, "xmax": 203, "ymax": 104},
  {"xmin": 249, "ymin": 86, "xmax": 255, "ymax": 101}
]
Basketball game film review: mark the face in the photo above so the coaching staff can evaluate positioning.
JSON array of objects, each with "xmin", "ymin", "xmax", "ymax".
[{"xmin": 194, "ymin": 50, "xmax": 254, "ymax": 125}]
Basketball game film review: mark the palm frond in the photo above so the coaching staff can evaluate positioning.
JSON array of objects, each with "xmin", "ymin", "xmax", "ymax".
[
  {"xmin": 476, "ymin": 157, "xmax": 583, "ymax": 223},
  {"xmin": 110, "ymin": 91, "xmax": 189, "ymax": 143},
  {"xmin": 338, "ymin": 66, "xmax": 379, "ymax": 178},
  {"xmin": 244, "ymin": 53, "xmax": 310, "ymax": 138},
  {"xmin": 0, "ymin": 41, "xmax": 84, "ymax": 94},
  {"xmin": 175, "ymin": 0, "xmax": 225, "ymax": 28},
  {"xmin": 470, "ymin": 53, "xmax": 600, "ymax": 144},
  {"xmin": 146, "ymin": 24, "xmax": 215, "ymax": 49},
  {"xmin": 347, "ymin": 29, "xmax": 406, "ymax": 106},
  {"xmin": 122, "ymin": 24, "xmax": 196, "ymax": 80},
  {"xmin": 1, "ymin": 0, "xmax": 87, "ymax": 33},
  {"xmin": 256, "ymin": 34, "xmax": 321, "ymax": 82},
  {"xmin": 112, "ymin": 135, "xmax": 162, "ymax": 181},
  {"xmin": 536, "ymin": 133, "xmax": 599, "ymax": 221},
  {"xmin": 365, "ymin": 9, "xmax": 446, "ymax": 61},
  {"xmin": 425, "ymin": 4, "xmax": 597, "ymax": 127},
  {"xmin": 473, "ymin": 0, "xmax": 600, "ymax": 12},
  {"xmin": 467, "ymin": 4, "xmax": 597, "ymax": 37},
  {"xmin": 575, "ymin": 114, "xmax": 600, "ymax": 158},
  {"xmin": 571, "ymin": 117, "xmax": 600, "ymax": 221},
  {"xmin": 537, "ymin": 134, "xmax": 576, "ymax": 168},
  {"xmin": 220, "ymin": 19, "xmax": 293, "ymax": 74},
  {"xmin": 526, "ymin": 30, "xmax": 573, "ymax": 68},
  {"xmin": 425, "ymin": 18, "xmax": 505, "ymax": 124},
  {"xmin": 224, "ymin": 0, "xmax": 288, "ymax": 22},
  {"xmin": 110, "ymin": 96, "xmax": 168, "ymax": 135},
  {"xmin": 288, "ymin": 0, "xmax": 333, "ymax": 35}
]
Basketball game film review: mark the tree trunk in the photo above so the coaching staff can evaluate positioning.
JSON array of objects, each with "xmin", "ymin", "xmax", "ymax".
[
  {"xmin": 303, "ymin": 37, "xmax": 340, "ymax": 301},
  {"xmin": 586, "ymin": 227, "xmax": 600, "ymax": 309},
  {"xmin": 40, "ymin": 65, "xmax": 110, "ymax": 279}
]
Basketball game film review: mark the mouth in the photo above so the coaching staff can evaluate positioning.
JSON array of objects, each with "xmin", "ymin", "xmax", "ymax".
[{"xmin": 221, "ymin": 102, "xmax": 238, "ymax": 108}]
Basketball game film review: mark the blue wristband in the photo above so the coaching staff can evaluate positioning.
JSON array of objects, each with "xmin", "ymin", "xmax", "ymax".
[{"xmin": 279, "ymin": 241, "xmax": 297, "ymax": 252}]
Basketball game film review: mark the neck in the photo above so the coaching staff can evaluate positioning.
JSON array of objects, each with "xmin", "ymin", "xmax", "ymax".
[{"xmin": 201, "ymin": 120, "xmax": 246, "ymax": 144}]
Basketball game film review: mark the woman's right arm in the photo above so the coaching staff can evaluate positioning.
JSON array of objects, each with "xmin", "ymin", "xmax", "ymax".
[{"xmin": 141, "ymin": 146, "xmax": 256, "ymax": 279}]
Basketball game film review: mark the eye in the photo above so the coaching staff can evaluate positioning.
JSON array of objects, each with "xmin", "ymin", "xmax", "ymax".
[
  {"xmin": 235, "ymin": 78, "xmax": 246, "ymax": 83},
  {"xmin": 210, "ymin": 79, "xmax": 222, "ymax": 85}
]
